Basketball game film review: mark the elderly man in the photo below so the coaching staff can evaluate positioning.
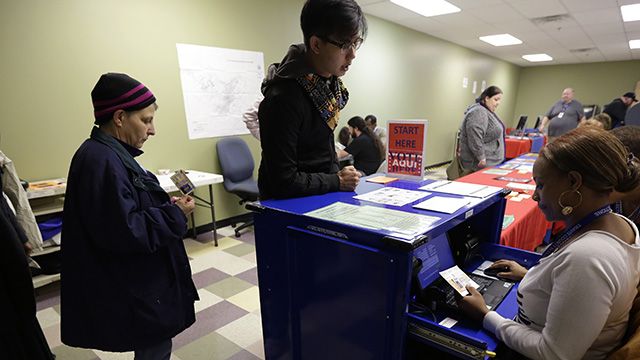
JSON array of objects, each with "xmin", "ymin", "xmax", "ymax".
[
  {"xmin": 538, "ymin": 88, "xmax": 585, "ymax": 140},
  {"xmin": 603, "ymin": 92, "xmax": 636, "ymax": 128}
]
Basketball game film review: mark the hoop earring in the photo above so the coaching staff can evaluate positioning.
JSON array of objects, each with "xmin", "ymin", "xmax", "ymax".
[{"xmin": 558, "ymin": 189, "xmax": 582, "ymax": 216}]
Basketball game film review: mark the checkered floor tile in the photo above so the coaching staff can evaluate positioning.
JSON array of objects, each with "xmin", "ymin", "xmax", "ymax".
[{"xmin": 35, "ymin": 224, "xmax": 263, "ymax": 360}]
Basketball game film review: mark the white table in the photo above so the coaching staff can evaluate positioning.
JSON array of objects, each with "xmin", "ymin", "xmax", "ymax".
[{"xmin": 157, "ymin": 170, "xmax": 224, "ymax": 246}]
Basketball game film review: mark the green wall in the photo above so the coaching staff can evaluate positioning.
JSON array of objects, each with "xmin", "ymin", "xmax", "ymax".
[
  {"xmin": 342, "ymin": 16, "xmax": 521, "ymax": 162},
  {"xmin": 0, "ymin": 0, "xmax": 521, "ymax": 225},
  {"xmin": 513, "ymin": 61, "xmax": 640, "ymax": 122}
]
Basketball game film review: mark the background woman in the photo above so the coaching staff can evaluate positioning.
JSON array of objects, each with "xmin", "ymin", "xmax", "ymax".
[
  {"xmin": 458, "ymin": 85, "xmax": 505, "ymax": 172},
  {"xmin": 461, "ymin": 127, "xmax": 640, "ymax": 359}
]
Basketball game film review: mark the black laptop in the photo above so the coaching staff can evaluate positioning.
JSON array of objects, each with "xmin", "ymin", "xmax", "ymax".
[
  {"xmin": 412, "ymin": 232, "xmax": 513, "ymax": 313},
  {"xmin": 513, "ymin": 115, "xmax": 528, "ymax": 136}
]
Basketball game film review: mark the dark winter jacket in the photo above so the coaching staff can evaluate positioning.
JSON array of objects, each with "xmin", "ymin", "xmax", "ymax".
[{"xmin": 61, "ymin": 130, "xmax": 197, "ymax": 351}]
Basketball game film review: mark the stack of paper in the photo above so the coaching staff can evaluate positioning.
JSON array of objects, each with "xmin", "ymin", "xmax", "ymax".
[
  {"xmin": 482, "ymin": 168, "xmax": 512, "ymax": 176},
  {"xmin": 366, "ymin": 176, "xmax": 399, "ymax": 184},
  {"xmin": 353, "ymin": 187, "xmax": 430, "ymax": 207},
  {"xmin": 419, "ymin": 181, "xmax": 502, "ymax": 198},
  {"xmin": 506, "ymin": 182, "xmax": 536, "ymax": 191},
  {"xmin": 413, "ymin": 196, "xmax": 470, "ymax": 214}
]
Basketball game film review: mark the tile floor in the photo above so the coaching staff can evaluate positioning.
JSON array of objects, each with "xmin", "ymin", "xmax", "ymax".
[{"xmin": 35, "ymin": 225, "xmax": 264, "ymax": 360}]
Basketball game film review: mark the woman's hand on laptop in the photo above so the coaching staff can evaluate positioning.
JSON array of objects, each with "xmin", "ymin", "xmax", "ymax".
[{"xmin": 487, "ymin": 259, "xmax": 527, "ymax": 282}]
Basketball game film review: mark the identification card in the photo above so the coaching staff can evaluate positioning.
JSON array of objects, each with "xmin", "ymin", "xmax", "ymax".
[
  {"xmin": 170, "ymin": 170, "xmax": 195, "ymax": 195},
  {"xmin": 439, "ymin": 265, "xmax": 479, "ymax": 296},
  {"xmin": 557, "ymin": 112, "xmax": 564, "ymax": 118}
]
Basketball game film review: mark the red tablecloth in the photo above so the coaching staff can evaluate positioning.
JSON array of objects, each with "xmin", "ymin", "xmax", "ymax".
[
  {"xmin": 457, "ymin": 156, "xmax": 550, "ymax": 251},
  {"xmin": 505, "ymin": 138, "xmax": 532, "ymax": 159}
]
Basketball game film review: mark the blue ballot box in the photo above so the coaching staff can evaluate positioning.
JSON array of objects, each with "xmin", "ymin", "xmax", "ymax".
[{"xmin": 249, "ymin": 178, "xmax": 540, "ymax": 359}]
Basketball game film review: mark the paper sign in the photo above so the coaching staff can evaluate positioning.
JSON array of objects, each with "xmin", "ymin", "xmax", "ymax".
[{"xmin": 386, "ymin": 120, "xmax": 428, "ymax": 178}]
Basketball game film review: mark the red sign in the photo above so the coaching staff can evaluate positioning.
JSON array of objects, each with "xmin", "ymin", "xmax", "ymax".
[{"xmin": 387, "ymin": 121, "xmax": 428, "ymax": 177}]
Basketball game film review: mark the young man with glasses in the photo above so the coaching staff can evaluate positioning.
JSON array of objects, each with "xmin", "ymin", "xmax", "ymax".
[{"xmin": 257, "ymin": 0, "xmax": 367, "ymax": 199}]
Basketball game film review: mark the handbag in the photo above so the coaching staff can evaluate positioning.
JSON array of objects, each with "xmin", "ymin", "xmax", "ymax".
[{"xmin": 446, "ymin": 155, "xmax": 471, "ymax": 180}]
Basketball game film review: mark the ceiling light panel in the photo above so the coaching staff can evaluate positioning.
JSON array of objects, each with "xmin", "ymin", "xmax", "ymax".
[
  {"xmin": 522, "ymin": 53, "xmax": 553, "ymax": 62},
  {"xmin": 479, "ymin": 34, "xmax": 523, "ymax": 46},
  {"xmin": 390, "ymin": 0, "xmax": 461, "ymax": 17},
  {"xmin": 621, "ymin": 4, "xmax": 640, "ymax": 22}
]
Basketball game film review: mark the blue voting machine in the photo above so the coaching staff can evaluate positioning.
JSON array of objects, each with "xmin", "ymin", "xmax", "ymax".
[{"xmin": 248, "ymin": 178, "xmax": 540, "ymax": 359}]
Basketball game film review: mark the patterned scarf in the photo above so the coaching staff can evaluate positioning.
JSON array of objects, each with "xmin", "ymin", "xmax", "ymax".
[{"xmin": 297, "ymin": 74, "xmax": 349, "ymax": 131}]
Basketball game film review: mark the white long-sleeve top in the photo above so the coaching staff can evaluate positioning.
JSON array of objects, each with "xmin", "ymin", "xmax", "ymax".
[{"xmin": 484, "ymin": 215, "xmax": 640, "ymax": 360}]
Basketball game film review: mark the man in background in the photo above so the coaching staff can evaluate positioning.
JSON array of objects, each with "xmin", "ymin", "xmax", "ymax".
[
  {"xmin": 365, "ymin": 114, "xmax": 386, "ymax": 151},
  {"xmin": 603, "ymin": 92, "xmax": 636, "ymax": 128},
  {"xmin": 337, "ymin": 116, "xmax": 384, "ymax": 176},
  {"xmin": 538, "ymin": 88, "xmax": 585, "ymax": 140}
]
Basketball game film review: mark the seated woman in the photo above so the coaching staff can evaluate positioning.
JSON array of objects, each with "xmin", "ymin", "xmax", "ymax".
[
  {"xmin": 460, "ymin": 127, "xmax": 640, "ymax": 360},
  {"xmin": 335, "ymin": 126, "xmax": 351, "ymax": 151},
  {"xmin": 336, "ymin": 126, "xmax": 353, "ymax": 168},
  {"xmin": 458, "ymin": 85, "xmax": 505, "ymax": 172},
  {"xmin": 337, "ymin": 116, "xmax": 384, "ymax": 176}
]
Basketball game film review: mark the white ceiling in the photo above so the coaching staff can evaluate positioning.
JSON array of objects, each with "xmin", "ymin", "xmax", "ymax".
[{"xmin": 358, "ymin": 0, "xmax": 640, "ymax": 66}]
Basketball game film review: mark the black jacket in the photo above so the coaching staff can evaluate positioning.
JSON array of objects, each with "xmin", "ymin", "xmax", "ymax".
[
  {"xmin": 258, "ymin": 44, "xmax": 340, "ymax": 199},
  {"xmin": 604, "ymin": 98, "xmax": 627, "ymax": 127},
  {"xmin": 0, "ymin": 177, "xmax": 54, "ymax": 360},
  {"xmin": 61, "ymin": 137, "xmax": 197, "ymax": 351}
]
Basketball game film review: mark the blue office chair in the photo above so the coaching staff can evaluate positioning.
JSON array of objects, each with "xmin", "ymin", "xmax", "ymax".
[{"xmin": 216, "ymin": 137, "xmax": 259, "ymax": 237}]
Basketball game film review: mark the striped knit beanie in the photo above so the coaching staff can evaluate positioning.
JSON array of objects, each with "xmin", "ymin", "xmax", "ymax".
[{"xmin": 91, "ymin": 73, "xmax": 156, "ymax": 125}]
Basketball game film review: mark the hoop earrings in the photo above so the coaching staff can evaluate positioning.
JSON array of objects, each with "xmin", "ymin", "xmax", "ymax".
[{"xmin": 558, "ymin": 190, "xmax": 582, "ymax": 216}]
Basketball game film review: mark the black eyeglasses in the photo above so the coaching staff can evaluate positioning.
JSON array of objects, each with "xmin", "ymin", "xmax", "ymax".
[{"xmin": 322, "ymin": 37, "xmax": 364, "ymax": 52}]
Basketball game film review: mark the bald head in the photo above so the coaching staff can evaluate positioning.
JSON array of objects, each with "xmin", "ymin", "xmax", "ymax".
[{"xmin": 561, "ymin": 88, "xmax": 575, "ymax": 103}]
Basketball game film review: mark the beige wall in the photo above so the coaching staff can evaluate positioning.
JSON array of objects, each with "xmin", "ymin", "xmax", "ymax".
[
  {"xmin": 512, "ymin": 61, "xmax": 640, "ymax": 122},
  {"xmin": 0, "ymin": 0, "xmax": 522, "ymax": 225}
]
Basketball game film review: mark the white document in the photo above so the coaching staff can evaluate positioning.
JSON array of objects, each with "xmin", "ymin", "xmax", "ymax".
[
  {"xmin": 420, "ymin": 180, "xmax": 450, "ymax": 191},
  {"xmin": 439, "ymin": 317, "xmax": 458, "ymax": 328},
  {"xmin": 506, "ymin": 182, "xmax": 536, "ymax": 191},
  {"xmin": 517, "ymin": 164, "xmax": 533, "ymax": 173},
  {"xmin": 420, "ymin": 181, "xmax": 502, "ymax": 198},
  {"xmin": 413, "ymin": 196, "xmax": 470, "ymax": 214},
  {"xmin": 439, "ymin": 265, "xmax": 479, "ymax": 296},
  {"xmin": 482, "ymin": 168, "xmax": 512, "ymax": 176},
  {"xmin": 305, "ymin": 202, "xmax": 441, "ymax": 238},
  {"xmin": 353, "ymin": 187, "xmax": 430, "ymax": 207},
  {"xmin": 176, "ymin": 43, "xmax": 264, "ymax": 139}
]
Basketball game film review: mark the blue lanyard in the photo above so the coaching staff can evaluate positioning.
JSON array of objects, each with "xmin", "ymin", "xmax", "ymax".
[
  {"xmin": 539, "ymin": 205, "xmax": 612, "ymax": 260},
  {"xmin": 613, "ymin": 201, "xmax": 622, "ymax": 214},
  {"xmin": 613, "ymin": 201, "xmax": 640, "ymax": 222}
]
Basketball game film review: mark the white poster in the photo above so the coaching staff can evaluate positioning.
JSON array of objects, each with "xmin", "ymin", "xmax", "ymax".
[{"xmin": 176, "ymin": 43, "xmax": 264, "ymax": 139}]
